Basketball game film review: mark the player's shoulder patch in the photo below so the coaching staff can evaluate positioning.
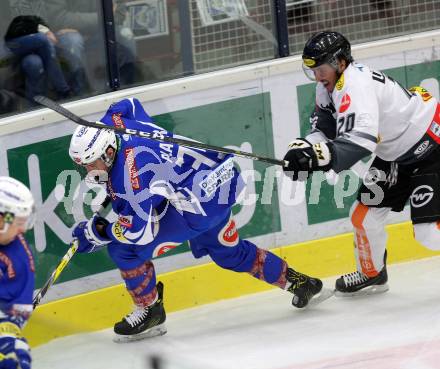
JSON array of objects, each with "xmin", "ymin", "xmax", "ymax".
[
  {"xmin": 335, "ymin": 73, "xmax": 344, "ymax": 91},
  {"xmin": 409, "ymin": 86, "xmax": 433, "ymax": 102}
]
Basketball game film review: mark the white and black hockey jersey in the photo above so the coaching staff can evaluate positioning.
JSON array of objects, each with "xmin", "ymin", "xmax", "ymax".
[{"xmin": 306, "ymin": 62, "xmax": 439, "ymax": 171}]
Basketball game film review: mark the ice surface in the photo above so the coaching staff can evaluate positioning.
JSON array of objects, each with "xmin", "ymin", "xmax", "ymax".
[{"xmin": 33, "ymin": 256, "xmax": 440, "ymax": 369}]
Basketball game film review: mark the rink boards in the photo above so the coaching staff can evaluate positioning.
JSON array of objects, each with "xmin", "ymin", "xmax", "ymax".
[
  {"xmin": 24, "ymin": 221, "xmax": 440, "ymax": 346},
  {"xmin": 0, "ymin": 30, "xmax": 439, "ymax": 346}
]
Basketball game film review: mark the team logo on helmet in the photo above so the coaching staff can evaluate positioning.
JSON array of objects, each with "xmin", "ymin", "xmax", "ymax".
[
  {"xmin": 76, "ymin": 127, "xmax": 87, "ymax": 137},
  {"xmin": 303, "ymin": 58, "xmax": 316, "ymax": 67},
  {"xmin": 339, "ymin": 93, "xmax": 351, "ymax": 113},
  {"xmin": 73, "ymin": 157, "xmax": 82, "ymax": 164}
]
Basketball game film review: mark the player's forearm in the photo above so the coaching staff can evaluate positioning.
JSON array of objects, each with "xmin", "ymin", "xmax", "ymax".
[{"xmin": 329, "ymin": 138, "xmax": 372, "ymax": 173}]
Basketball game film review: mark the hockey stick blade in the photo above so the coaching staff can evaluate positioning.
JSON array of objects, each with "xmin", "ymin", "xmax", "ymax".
[
  {"xmin": 33, "ymin": 95, "xmax": 287, "ymax": 167},
  {"xmin": 307, "ymin": 287, "xmax": 335, "ymax": 308}
]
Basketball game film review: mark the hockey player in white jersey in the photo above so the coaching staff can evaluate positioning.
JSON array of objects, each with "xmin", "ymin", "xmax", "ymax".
[{"xmin": 283, "ymin": 31, "xmax": 440, "ymax": 296}]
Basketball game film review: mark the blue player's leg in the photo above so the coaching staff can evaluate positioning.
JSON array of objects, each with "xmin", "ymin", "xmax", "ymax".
[
  {"xmin": 106, "ymin": 206, "xmax": 196, "ymax": 342},
  {"xmin": 189, "ymin": 214, "xmax": 332, "ymax": 308},
  {"xmin": 107, "ymin": 244, "xmax": 166, "ymax": 342}
]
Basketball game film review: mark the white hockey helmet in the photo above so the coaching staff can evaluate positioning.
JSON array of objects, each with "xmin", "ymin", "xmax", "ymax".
[
  {"xmin": 69, "ymin": 126, "xmax": 117, "ymax": 167},
  {"xmin": 0, "ymin": 176, "xmax": 35, "ymax": 233}
]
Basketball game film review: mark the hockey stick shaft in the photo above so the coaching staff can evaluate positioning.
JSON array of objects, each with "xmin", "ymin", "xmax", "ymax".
[
  {"xmin": 33, "ymin": 196, "xmax": 111, "ymax": 308},
  {"xmin": 32, "ymin": 241, "xmax": 78, "ymax": 308},
  {"xmin": 33, "ymin": 95, "xmax": 288, "ymax": 167}
]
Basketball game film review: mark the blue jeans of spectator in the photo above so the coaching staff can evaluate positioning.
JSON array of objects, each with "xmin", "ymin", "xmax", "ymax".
[
  {"xmin": 57, "ymin": 29, "xmax": 138, "ymax": 91},
  {"xmin": 56, "ymin": 31, "xmax": 88, "ymax": 95},
  {"xmin": 6, "ymin": 33, "xmax": 70, "ymax": 101}
]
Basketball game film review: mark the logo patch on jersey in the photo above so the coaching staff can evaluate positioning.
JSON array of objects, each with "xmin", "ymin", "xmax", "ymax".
[
  {"xmin": 410, "ymin": 185, "xmax": 434, "ymax": 208},
  {"xmin": 112, "ymin": 112, "xmax": 126, "ymax": 128},
  {"xmin": 409, "ymin": 86, "xmax": 432, "ymax": 102},
  {"xmin": 335, "ymin": 74, "xmax": 344, "ymax": 90},
  {"xmin": 428, "ymin": 121, "xmax": 440, "ymax": 144},
  {"xmin": 124, "ymin": 148, "xmax": 140, "ymax": 190},
  {"xmin": 414, "ymin": 140, "xmax": 430, "ymax": 156},
  {"xmin": 218, "ymin": 219, "xmax": 239, "ymax": 247},
  {"xmin": 339, "ymin": 94, "xmax": 351, "ymax": 113},
  {"xmin": 303, "ymin": 58, "xmax": 316, "ymax": 67},
  {"xmin": 112, "ymin": 222, "xmax": 127, "ymax": 242},
  {"xmin": 199, "ymin": 158, "xmax": 235, "ymax": 196},
  {"xmin": 152, "ymin": 242, "xmax": 180, "ymax": 258},
  {"xmin": 118, "ymin": 215, "xmax": 133, "ymax": 228}
]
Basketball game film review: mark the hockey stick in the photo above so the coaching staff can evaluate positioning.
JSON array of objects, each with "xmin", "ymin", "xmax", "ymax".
[
  {"xmin": 33, "ymin": 95, "xmax": 288, "ymax": 167},
  {"xmin": 33, "ymin": 196, "xmax": 111, "ymax": 308},
  {"xmin": 32, "ymin": 240, "xmax": 78, "ymax": 309}
]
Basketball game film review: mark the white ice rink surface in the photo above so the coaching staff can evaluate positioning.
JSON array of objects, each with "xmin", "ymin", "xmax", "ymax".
[{"xmin": 33, "ymin": 256, "xmax": 440, "ymax": 369}]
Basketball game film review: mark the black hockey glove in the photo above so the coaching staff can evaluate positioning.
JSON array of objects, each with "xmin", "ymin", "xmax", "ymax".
[{"xmin": 283, "ymin": 138, "xmax": 332, "ymax": 181}]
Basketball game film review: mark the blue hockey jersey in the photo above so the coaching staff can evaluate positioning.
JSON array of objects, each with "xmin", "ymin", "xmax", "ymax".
[
  {"xmin": 0, "ymin": 235, "xmax": 35, "ymax": 329},
  {"xmin": 99, "ymin": 98, "xmax": 243, "ymax": 247}
]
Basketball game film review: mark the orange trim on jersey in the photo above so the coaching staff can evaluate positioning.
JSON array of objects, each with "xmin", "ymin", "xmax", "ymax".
[
  {"xmin": 18, "ymin": 234, "xmax": 35, "ymax": 272},
  {"xmin": 351, "ymin": 203, "xmax": 378, "ymax": 277},
  {"xmin": 0, "ymin": 252, "xmax": 15, "ymax": 278}
]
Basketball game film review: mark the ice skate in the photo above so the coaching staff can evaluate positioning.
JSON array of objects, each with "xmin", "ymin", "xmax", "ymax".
[
  {"xmin": 335, "ymin": 267, "xmax": 388, "ymax": 297},
  {"xmin": 113, "ymin": 281, "xmax": 167, "ymax": 343},
  {"xmin": 287, "ymin": 268, "xmax": 334, "ymax": 308}
]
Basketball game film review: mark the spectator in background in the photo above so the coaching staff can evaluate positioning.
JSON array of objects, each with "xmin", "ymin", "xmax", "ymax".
[
  {"xmin": 0, "ymin": 89, "xmax": 19, "ymax": 115},
  {"xmin": 4, "ymin": 15, "xmax": 71, "ymax": 102},
  {"xmin": 45, "ymin": 0, "xmax": 141, "ymax": 90}
]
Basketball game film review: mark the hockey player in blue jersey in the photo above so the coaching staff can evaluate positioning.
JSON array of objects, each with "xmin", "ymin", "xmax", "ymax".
[
  {"xmin": 69, "ymin": 98, "xmax": 329, "ymax": 342},
  {"xmin": 0, "ymin": 177, "xmax": 35, "ymax": 369}
]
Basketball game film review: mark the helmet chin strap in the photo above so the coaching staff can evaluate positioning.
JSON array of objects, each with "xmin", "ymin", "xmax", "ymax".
[
  {"xmin": 0, "ymin": 222, "xmax": 10, "ymax": 234},
  {"xmin": 0, "ymin": 212, "xmax": 14, "ymax": 234},
  {"xmin": 102, "ymin": 137, "xmax": 120, "ymax": 168}
]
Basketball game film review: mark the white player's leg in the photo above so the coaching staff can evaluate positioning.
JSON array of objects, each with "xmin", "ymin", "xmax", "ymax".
[
  {"xmin": 335, "ymin": 201, "xmax": 391, "ymax": 297},
  {"xmin": 414, "ymin": 221, "xmax": 440, "ymax": 251}
]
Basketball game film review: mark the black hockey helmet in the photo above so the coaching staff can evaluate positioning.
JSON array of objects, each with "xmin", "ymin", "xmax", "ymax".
[{"xmin": 302, "ymin": 31, "xmax": 353, "ymax": 69}]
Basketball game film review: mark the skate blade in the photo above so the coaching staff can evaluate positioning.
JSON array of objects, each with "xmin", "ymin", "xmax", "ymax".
[
  {"xmin": 113, "ymin": 323, "xmax": 167, "ymax": 343},
  {"xmin": 307, "ymin": 287, "xmax": 335, "ymax": 307},
  {"xmin": 334, "ymin": 283, "xmax": 389, "ymax": 297}
]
